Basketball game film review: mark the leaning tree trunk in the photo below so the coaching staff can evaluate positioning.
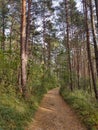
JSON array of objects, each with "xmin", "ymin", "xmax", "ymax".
[{"xmin": 84, "ymin": 0, "xmax": 98, "ymax": 100}]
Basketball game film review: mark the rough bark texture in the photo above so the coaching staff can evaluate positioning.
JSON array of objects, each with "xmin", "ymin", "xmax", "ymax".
[{"xmin": 21, "ymin": 0, "xmax": 28, "ymax": 98}]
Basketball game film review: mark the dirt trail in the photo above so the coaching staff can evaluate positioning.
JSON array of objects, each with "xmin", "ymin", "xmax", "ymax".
[{"xmin": 27, "ymin": 88, "xmax": 87, "ymax": 130}]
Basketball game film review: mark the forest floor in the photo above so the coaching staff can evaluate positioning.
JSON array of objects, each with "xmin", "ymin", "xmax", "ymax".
[{"xmin": 26, "ymin": 88, "xmax": 87, "ymax": 130}]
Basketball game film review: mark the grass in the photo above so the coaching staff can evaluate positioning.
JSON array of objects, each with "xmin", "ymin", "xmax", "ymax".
[
  {"xmin": 0, "ymin": 95, "xmax": 36, "ymax": 130},
  {"xmin": 60, "ymin": 87, "xmax": 98, "ymax": 130},
  {"xmin": 0, "ymin": 88, "xmax": 46, "ymax": 130}
]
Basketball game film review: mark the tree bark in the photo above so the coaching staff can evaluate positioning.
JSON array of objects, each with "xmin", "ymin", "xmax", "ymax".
[
  {"xmin": 65, "ymin": 0, "xmax": 73, "ymax": 91},
  {"xmin": 43, "ymin": 3, "xmax": 46, "ymax": 66},
  {"xmin": 84, "ymin": 0, "xmax": 98, "ymax": 100},
  {"xmin": 26, "ymin": 0, "xmax": 31, "ymax": 55},
  {"xmin": 89, "ymin": 0, "xmax": 98, "ymax": 76},
  {"xmin": 20, "ymin": 0, "xmax": 28, "ymax": 98},
  {"xmin": 95, "ymin": 0, "xmax": 98, "ymax": 27},
  {"xmin": 2, "ymin": 9, "xmax": 5, "ymax": 51}
]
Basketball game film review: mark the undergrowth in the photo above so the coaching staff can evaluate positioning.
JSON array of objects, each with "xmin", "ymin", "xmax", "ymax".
[
  {"xmin": 0, "ymin": 86, "xmax": 46, "ymax": 130},
  {"xmin": 60, "ymin": 87, "xmax": 98, "ymax": 130},
  {"xmin": 0, "ymin": 50, "xmax": 57, "ymax": 130}
]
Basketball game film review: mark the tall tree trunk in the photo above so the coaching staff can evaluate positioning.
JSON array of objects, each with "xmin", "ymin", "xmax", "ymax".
[
  {"xmin": 9, "ymin": 22, "xmax": 13, "ymax": 51},
  {"xmin": 95, "ymin": 0, "xmax": 98, "ymax": 27},
  {"xmin": 88, "ymin": 61, "xmax": 92, "ymax": 93},
  {"xmin": 26, "ymin": 0, "xmax": 31, "ymax": 80},
  {"xmin": 89, "ymin": 0, "xmax": 98, "ymax": 76},
  {"xmin": 76, "ymin": 48, "xmax": 80, "ymax": 89},
  {"xmin": 84, "ymin": 0, "xmax": 98, "ymax": 100},
  {"xmin": 26, "ymin": 0, "xmax": 31, "ymax": 55},
  {"xmin": 42, "ymin": 1, "xmax": 46, "ymax": 82},
  {"xmin": 65, "ymin": 0, "xmax": 73, "ymax": 91},
  {"xmin": 47, "ymin": 37, "xmax": 51, "ymax": 71},
  {"xmin": 2, "ymin": 13, "xmax": 5, "ymax": 51},
  {"xmin": 20, "ymin": 0, "xmax": 28, "ymax": 98},
  {"xmin": 43, "ymin": 5, "xmax": 46, "ymax": 66}
]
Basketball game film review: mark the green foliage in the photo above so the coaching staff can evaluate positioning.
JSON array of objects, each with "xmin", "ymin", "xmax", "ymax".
[
  {"xmin": 60, "ymin": 88, "xmax": 98, "ymax": 130},
  {"xmin": 79, "ymin": 77, "xmax": 91, "ymax": 90},
  {"xmin": 42, "ymin": 70, "xmax": 58, "ymax": 90},
  {"xmin": 0, "ymin": 49, "xmax": 57, "ymax": 130},
  {"xmin": 27, "ymin": 60, "xmax": 58, "ymax": 95},
  {"xmin": 0, "ymin": 51, "xmax": 19, "ymax": 94},
  {"xmin": 0, "ymin": 93, "xmax": 37, "ymax": 130}
]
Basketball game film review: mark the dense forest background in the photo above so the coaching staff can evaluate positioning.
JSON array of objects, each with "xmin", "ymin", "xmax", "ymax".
[{"xmin": 0, "ymin": 0, "xmax": 98, "ymax": 129}]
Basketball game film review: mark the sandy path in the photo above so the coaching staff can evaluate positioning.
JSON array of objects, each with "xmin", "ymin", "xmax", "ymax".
[{"xmin": 27, "ymin": 88, "xmax": 87, "ymax": 130}]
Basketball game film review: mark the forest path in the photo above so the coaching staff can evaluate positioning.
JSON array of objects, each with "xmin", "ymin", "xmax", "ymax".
[{"xmin": 27, "ymin": 88, "xmax": 87, "ymax": 130}]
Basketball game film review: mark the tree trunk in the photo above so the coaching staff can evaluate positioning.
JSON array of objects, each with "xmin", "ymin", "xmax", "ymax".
[
  {"xmin": 89, "ymin": 0, "xmax": 98, "ymax": 76},
  {"xmin": 84, "ymin": 0, "xmax": 98, "ymax": 100},
  {"xmin": 9, "ymin": 22, "xmax": 13, "ymax": 51},
  {"xmin": 43, "ymin": 5, "xmax": 46, "ymax": 66},
  {"xmin": 2, "ymin": 13, "xmax": 5, "ymax": 51},
  {"xmin": 26, "ymin": 0, "xmax": 31, "ymax": 55},
  {"xmin": 20, "ymin": 0, "xmax": 28, "ymax": 98},
  {"xmin": 76, "ymin": 48, "xmax": 80, "ymax": 89},
  {"xmin": 95, "ymin": 0, "xmax": 98, "ymax": 28},
  {"xmin": 65, "ymin": 0, "xmax": 73, "ymax": 91},
  {"xmin": 47, "ymin": 37, "xmax": 51, "ymax": 71}
]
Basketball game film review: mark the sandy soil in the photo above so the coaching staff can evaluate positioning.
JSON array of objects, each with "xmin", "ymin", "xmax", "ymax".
[{"xmin": 26, "ymin": 88, "xmax": 87, "ymax": 130}]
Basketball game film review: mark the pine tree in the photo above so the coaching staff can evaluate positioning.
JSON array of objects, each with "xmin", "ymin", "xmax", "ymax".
[{"xmin": 20, "ymin": 0, "xmax": 28, "ymax": 98}]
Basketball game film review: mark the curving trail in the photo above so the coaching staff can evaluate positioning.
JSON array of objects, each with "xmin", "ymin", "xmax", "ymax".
[{"xmin": 27, "ymin": 88, "xmax": 87, "ymax": 130}]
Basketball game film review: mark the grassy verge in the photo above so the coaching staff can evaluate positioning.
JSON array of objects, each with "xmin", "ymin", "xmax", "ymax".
[
  {"xmin": 0, "ymin": 77, "xmax": 57, "ymax": 130},
  {"xmin": 0, "ymin": 87, "xmax": 47, "ymax": 130},
  {"xmin": 60, "ymin": 87, "xmax": 98, "ymax": 130}
]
